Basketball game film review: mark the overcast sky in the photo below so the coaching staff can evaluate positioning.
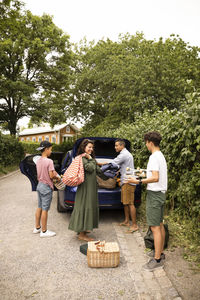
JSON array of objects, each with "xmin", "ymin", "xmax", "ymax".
[
  {"xmin": 23, "ymin": 0, "xmax": 200, "ymax": 47},
  {"xmin": 18, "ymin": 0, "xmax": 200, "ymax": 128}
]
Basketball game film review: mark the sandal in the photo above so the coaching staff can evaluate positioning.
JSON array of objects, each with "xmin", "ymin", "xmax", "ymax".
[
  {"xmin": 118, "ymin": 222, "xmax": 130, "ymax": 227},
  {"xmin": 126, "ymin": 227, "xmax": 139, "ymax": 233},
  {"xmin": 78, "ymin": 235, "xmax": 94, "ymax": 242}
]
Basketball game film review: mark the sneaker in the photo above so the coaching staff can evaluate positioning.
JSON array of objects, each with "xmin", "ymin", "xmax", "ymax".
[
  {"xmin": 40, "ymin": 230, "xmax": 56, "ymax": 238},
  {"xmin": 143, "ymin": 258, "xmax": 164, "ymax": 272},
  {"xmin": 33, "ymin": 227, "xmax": 41, "ymax": 234},
  {"xmin": 146, "ymin": 250, "xmax": 165, "ymax": 260}
]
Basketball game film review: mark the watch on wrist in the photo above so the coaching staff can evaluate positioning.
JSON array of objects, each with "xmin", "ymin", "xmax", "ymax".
[{"xmin": 139, "ymin": 178, "xmax": 142, "ymax": 184}]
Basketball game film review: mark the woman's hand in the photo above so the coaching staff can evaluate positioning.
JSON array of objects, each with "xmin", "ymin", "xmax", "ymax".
[{"xmin": 85, "ymin": 153, "xmax": 92, "ymax": 159}]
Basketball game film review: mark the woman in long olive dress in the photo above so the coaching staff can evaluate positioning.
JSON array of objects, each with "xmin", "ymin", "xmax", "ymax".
[{"xmin": 68, "ymin": 139, "xmax": 108, "ymax": 241}]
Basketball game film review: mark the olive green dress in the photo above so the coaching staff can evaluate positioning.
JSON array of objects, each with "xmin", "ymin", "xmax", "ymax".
[{"xmin": 68, "ymin": 157, "xmax": 107, "ymax": 233}]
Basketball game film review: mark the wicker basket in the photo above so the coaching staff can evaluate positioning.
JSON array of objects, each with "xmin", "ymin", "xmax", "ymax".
[
  {"xmin": 87, "ymin": 241, "xmax": 120, "ymax": 268},
  {"xmin": 96, "ymin": 176, "xmax": 117, "ymax": 189},
  {"xmin": 53, "ymin": 177, "xmax": 66, "ymax": 190}
]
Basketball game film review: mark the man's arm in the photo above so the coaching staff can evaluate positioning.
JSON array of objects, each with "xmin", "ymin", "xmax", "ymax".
[
  {"xmin": 126, "ymin": 170, "xmax": 159, "ymax": 185},
  {"xmin": 113, "ymin": 152, "xmax": 124, "ymax": 166}
]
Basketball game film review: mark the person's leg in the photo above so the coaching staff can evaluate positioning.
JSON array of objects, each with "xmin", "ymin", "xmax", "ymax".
[
  {"xmin": 124, "ymin": 205, "xmax": 130, "ymax": 224},
  {"xmin": 35, "ymin": 208, "xmax": 42, "ymax": 228},
  {"xmin": 160, "ymin": 222, "xmax": 165, "ymax": 253},
  {"xmin": 34, "ymin": 187, "xmax": 42, "ymax": 232},
  {"xmin": 119, "ymin": 184, "xmax": 130, "ymax": 226},
  {"xmin": 38, "ymin": 184, "xmax": 56, "ymax": 237},
  {"xmin": 125, "ymin": 185, "xmax": 138, "ymax": 231},
  {"xmin": 143, "ymin": 191, "xmax": 165, "ymax": 270},
  {"xmin": 40, "ymin": 184, "xmax": 53, "ymax": 232},
  {"xmin": 128, "ymin": 204, "xmax": 138, "ymax": 231},
  {"xmin": 142, "ymin": 224, "xmax": 164, "ymax": 271},
  {"xmin": 41, "ymin": 210, "xmax": 48, "ymax": 232},
  {"xmin": 151, "ymin": 225, "xmax": 162, "ymax": 259},
  {"xmin": 119, "ymin": 205, "xmax": 130, "ymax": 226}
]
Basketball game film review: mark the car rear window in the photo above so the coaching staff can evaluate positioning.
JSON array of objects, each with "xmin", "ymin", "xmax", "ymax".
[
  {"xmin": 94, "ymin": 139, "xmax": 117, "ymax": 158},
  {"xmin": 72, "ymin": 138, "xmax": 131, "ymax": 159}
]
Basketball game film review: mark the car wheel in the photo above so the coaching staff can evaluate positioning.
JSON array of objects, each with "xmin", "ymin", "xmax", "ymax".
[{"xmin": 57, "ymin": 190, "xmax": 69, "ymax": 213}]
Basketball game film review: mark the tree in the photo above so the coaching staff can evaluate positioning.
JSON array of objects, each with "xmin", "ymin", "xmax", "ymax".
[
  {"xmin": 69, "ymin": 33, "xmax": 200, "ymax": 131},
  {"xmin": 0, "ymin": 0, "xmax": 72, "ymax": 135}
]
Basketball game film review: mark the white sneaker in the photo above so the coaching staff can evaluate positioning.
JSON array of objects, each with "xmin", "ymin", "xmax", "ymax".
[
  {"xmin": 40, "ymin": 230, "xmax": 56, "ymax": 238},
  {"xmin": 33, "ymin": 227, "xmax": 41, "ymax": 234}
]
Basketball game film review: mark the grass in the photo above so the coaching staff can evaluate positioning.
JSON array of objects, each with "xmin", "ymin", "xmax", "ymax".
[
  {"xmin": 136, "ymin": 194, "xmax": 200, "ymax": 270},
  {"xmin": 0, "ymin": 165, "xmax": 19, "ymax": 177},
  {"xmin": 164, "ymin": 212, "xmax": 200, "ymax": 269}
]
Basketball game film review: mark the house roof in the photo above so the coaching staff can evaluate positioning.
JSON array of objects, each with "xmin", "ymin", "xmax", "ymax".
[{"xmin": 19, "ymin": 123, "xmax": 79, "ymax": 136}]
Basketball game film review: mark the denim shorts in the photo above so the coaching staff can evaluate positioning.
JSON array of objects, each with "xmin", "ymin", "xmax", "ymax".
[
  {"xmin": 36, "ymin": 182, "xmax": 53, "ymax": 211},
  {"xmin": 146, "ymin": 190, "xmax": 166, "ymax": 226}
]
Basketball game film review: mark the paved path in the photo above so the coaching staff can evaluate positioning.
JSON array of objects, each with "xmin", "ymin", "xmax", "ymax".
[
  {"xmin": 113, "ymin": 225, "xmax": 182, "ymax": 300},
  {"xmin": 0, "ymin": 171, "xmax": 181, "ymax": 300}
]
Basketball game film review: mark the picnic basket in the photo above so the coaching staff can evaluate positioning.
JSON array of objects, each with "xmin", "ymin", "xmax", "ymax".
[
  {"xmin": 87, "ymin": 241, "xmax": 120, "ymax": 268},
  {"xmin": 53, "ymin": 177, "xmax": 66, "ymax": 190},
  {"xmin": 96, "ymin": 176, "xmax": 117, "ymax": 189}
]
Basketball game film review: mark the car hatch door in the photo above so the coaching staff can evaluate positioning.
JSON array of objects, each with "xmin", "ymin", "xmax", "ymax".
[
  {"xmin": 20, "ymin": 155, "xmax": 39, "ymax": 191},
  {"xmin": 20, "ymin": 152, "xmax": 65, "ymax": 191}
]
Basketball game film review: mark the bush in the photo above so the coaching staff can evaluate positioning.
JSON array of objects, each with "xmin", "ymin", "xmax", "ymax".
[
  {"xmin": 89, "ymin": 90, "xmax": 200, "ymax": 227},
  {"xmin": 20, "ymin": 140, "xmax": 74, "ymax": 155},
  {"xmin": 20, "ymin": 141, "xmax": 40, "ymax": 155},
  {"xmin": 0, "ymin": 134, "xmax": 25, "ymax": 169},
  {"xmin": 52, "ymin": 141, "xmax": 74, "ymax": 153}
]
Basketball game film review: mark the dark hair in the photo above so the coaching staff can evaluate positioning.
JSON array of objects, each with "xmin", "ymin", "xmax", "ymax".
[
  {"xmin": 144, "ymin": 131, "xmax": 162, "ymax": 147},
  {"xmin": 115, "ymin": 138, "xmax": 125, "ymax": 147},
  {"xmin": 77, "ymin": 139, "xmax": 95, "ymax": 158}
]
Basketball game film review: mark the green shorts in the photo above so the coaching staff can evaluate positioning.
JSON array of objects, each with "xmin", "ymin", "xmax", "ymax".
[{"xmin": 146, "ymin": 190, "xmax": 166, "ymax": 226}]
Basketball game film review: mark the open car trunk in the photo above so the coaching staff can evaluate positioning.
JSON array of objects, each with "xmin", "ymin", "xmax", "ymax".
[
  {"xmin": 19, "ymin": 137, "xmax": 141, "ymax": 211},
  {"xmin": 58, "ymin": 137, "xmax": 141, "ymax": 211},
  {"xmin": 60, "ymin": 137, "xmax": 131, "ymax": 173}
]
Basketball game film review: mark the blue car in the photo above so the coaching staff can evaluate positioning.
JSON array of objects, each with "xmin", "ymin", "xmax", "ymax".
[{"xmin": 20, "ymin": 137, "xmax": 141, "ymax": 212}]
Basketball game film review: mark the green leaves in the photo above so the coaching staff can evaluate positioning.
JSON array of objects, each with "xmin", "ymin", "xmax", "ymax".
[
  {"xmin": 0, "ymin": 2, "xmax": 72, "ymax": 135},
  {"xmin": 70, "ymin": 33, "xmax": 200, "ymax": 130},
  {"xmin": 86, "ymin": 88, "xmax": 200, "ymax": 227},
  {"xmin": 0, "ymin": 132, "xmax": 24, "ymax": 167}
]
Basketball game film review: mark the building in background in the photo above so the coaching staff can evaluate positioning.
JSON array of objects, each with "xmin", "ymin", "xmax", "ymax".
[{"xmin": 19, "ymin": 124, "xmax": 80, "ymax": 144}]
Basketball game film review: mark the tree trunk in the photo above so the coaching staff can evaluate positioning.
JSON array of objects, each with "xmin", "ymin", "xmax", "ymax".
[{"xmin": 8, "ymin": 116, "xmax": 17, "ymax": 136}]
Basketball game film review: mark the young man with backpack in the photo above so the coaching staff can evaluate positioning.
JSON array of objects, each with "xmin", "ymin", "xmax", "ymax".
[{"xmin": 127, "ymin": 131, "xmax": 167, "ymax": 271}]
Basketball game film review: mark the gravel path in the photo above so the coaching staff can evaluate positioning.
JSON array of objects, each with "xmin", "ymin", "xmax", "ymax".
[
  {"xmin": 0, "ymin": 172, "xmax": 137, "ymax": 300},
  {"xmin": 1, "ymin": 171, "xmax": 187, "ymax": 300}
]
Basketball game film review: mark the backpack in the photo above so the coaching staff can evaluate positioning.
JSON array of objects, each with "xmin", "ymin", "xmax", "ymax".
[
  {"xmin": 62, "ymin": 154, "xmax": 85, "ymax": 187},
  {"xmin": 144, "ymin": 223, "xmax": 169, "ymax": 249}
]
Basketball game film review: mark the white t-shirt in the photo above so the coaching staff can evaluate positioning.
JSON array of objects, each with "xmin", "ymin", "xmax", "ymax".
[{"xmin": 147, "ymin": 151, "xmax": 167, "ymax": 192}]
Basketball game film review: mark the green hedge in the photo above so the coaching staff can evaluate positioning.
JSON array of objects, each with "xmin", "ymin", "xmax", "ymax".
[
  {"xmin": 0, "ymin": 134, "xmax": 25, "ymax": 169},
  {"xmin": 90, "ymin": 90, "xmax": 200, "ymax": 226},
  {"xmin": 20, "ymin": 140, "xmax": 74, "ymax": 154}
]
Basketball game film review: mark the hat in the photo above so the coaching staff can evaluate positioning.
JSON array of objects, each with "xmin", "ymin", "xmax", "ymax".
[{"xmin": 36, "ymin": 141, "xmax": 53, "ymax": 151}]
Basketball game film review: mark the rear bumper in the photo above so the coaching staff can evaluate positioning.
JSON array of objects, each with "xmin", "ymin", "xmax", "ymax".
[{"xmin": 63, "ymin": 185, "xmax": 141, "ymax": 209}]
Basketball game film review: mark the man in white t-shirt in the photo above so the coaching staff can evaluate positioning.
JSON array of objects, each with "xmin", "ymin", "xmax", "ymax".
[{"xmin": 127, "ymin": 131, "xmax": 167, "ymax": 271}]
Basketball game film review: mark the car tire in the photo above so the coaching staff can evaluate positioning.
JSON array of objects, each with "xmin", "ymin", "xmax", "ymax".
[{"xmin": 57, "ymin": 190, "xmax": 69, "ymax": 213}]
